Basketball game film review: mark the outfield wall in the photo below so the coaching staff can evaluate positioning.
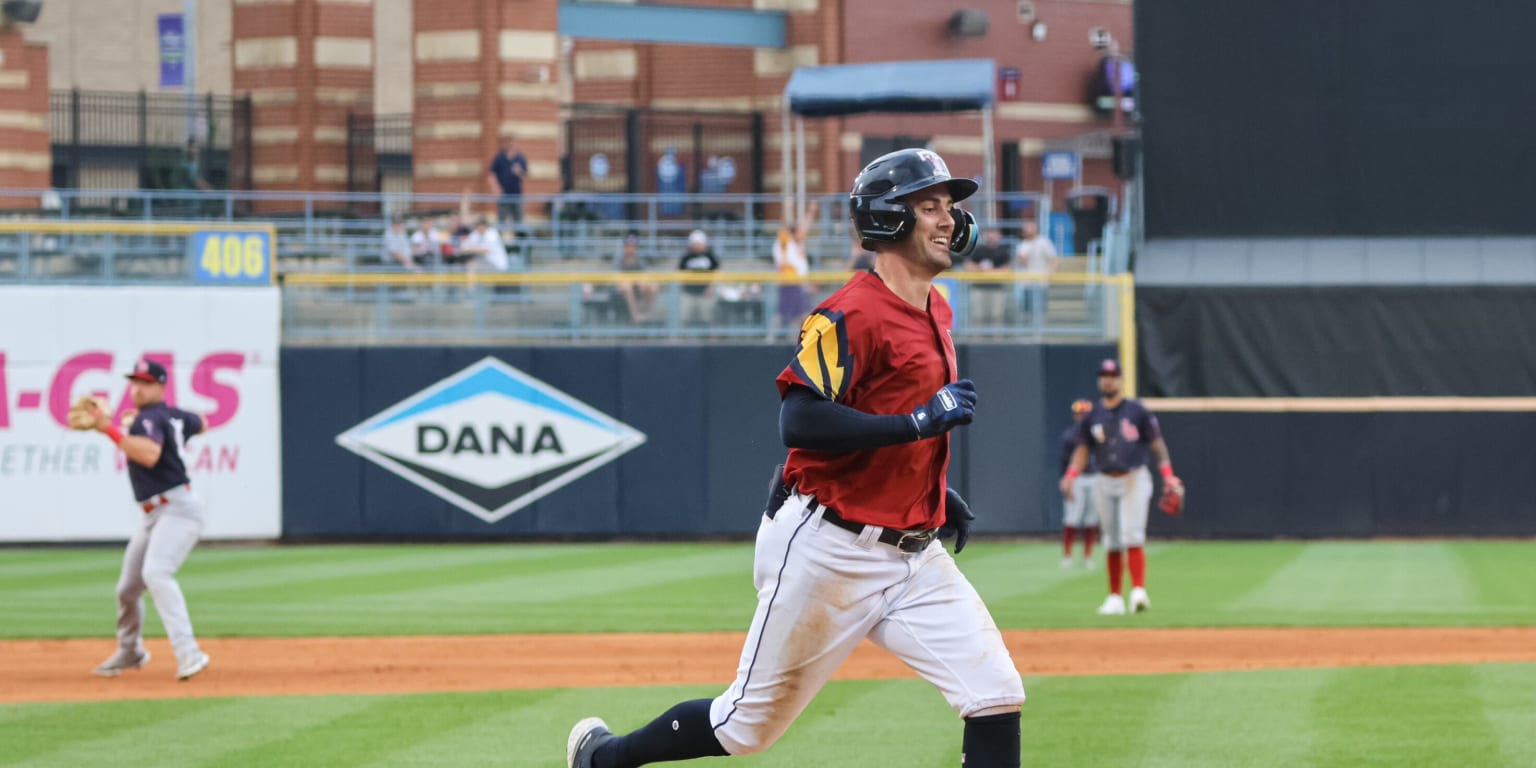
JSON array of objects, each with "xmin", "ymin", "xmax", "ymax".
[
  {"xmin": 1149, "ymin": 406, "xmax": 1536, "ymax": 539},
  {"xmin": 0, "ymin": 287, "xmax": 283, "ymax": 542},
  {"xmin": 279, "ymin": 343, "xmax": 1115, "ymax": 539}
]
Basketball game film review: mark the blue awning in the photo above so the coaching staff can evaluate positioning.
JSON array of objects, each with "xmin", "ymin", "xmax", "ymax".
[{"xmin": 785, "ymin": 59, "xmax": 996, "ymax": 118}]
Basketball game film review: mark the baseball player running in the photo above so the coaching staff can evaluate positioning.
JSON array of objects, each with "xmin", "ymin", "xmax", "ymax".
[
  {"xmin": 1059, "ymin": 399, "xmax": 1099, "ymax": 569},
  {"xmin": 566, "ymin": 148, "xmax": 1026, "ymax": 768},
  {"xmin": 73, "ymin": 359, "xmax": 212, "ymax": 681},
  {"xmin": 1059, "ymin": 359, "xmax": 1183, "ymax": 615}
]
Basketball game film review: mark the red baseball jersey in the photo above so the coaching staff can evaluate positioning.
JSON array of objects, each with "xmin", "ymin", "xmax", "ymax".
[{"xmin": 775, "ymin": 271, "xmax": 957, "ymax": 530}]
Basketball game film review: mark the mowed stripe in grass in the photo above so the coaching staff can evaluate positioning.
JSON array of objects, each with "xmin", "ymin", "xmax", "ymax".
[
  {"xmin": 6, "ymin": 665, "xmax": 1534, "ymax": 767},
  {"xmin": 1232, "ymin": 542, "xmax": 1478, "ymax": 615},
  {"xmin": 1, "ymin": 541, "xmax": 1533, "ymax": 639},
  {"xmin": 1308, "ymin": 665, "xmax": 1506, "ymax": 767}
]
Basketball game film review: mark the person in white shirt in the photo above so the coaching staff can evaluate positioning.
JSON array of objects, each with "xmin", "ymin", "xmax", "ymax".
[
  {"xmin": 382, "ymin": 216, "xmax": 418, "ymax": 272},
  {"xmin": 411, "ymin": 218, "xmax": 451, "ymax": 270},
  {"xmin": 1013, "ymin": 219, "xmax": 1059, "ymax": 318},
  {"xmin": 460, "ymin": 216, "xmax": 509, "ymax": 275}
]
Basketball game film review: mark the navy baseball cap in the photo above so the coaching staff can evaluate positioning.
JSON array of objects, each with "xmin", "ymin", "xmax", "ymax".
[
  {"xmin": 126, "ymin": 359, "xmax": 168, "ymax": 384},
  {"xmin": 1098, "ymin": 359, "xmax": 1122, "ymax": 377}
]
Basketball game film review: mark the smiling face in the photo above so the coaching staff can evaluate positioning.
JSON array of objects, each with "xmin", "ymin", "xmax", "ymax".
[{"xmin": 894, "ymin": 187, "xmax": 956, "ymax": 274}]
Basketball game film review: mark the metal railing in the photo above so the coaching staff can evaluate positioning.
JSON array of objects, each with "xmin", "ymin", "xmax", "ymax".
[
  {"xmin": 0, "ymin": 188, "xmax": 1090, "ymax": 277},
  {"xmin": 278, "ymin": 270, "xmax": 1133, "ymax": 348}
]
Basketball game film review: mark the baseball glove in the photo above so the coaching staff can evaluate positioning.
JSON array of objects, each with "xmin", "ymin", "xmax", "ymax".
[
  {"xmin": 1158, "ymin": 483, "xmax": 1185, "ymax": 516},
  {"xmin": 66, "ymin": 395, "xmax": 106, "ymax": 431}
]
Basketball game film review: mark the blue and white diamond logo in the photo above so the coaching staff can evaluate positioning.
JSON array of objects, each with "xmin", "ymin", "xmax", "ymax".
[{"xmin": 335, "ymin": 356, "xmax": 646, "ymax": 523}]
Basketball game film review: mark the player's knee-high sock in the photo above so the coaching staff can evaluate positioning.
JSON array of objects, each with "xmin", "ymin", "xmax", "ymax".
[
  {"xmin": 1128, "ymin": 546, "xmax": 1146, "ymax": 589},
  {"xmin": 1106, "ymin": 550, "xmax": 1124, "ymax": 595},
  {"xmin": 1083, "ymin": 527, "xmax": 1097, "ymax": 558},
  {"xmin": 962, "ymin": 711, "xmax": 1021, "ymax": 768},
  {"xmin": 593, "ymin": 699, "xmax": 729, "ymax": 768},
  {"xmin": 1062, "ymin": 526, "xmax": 1077, "ymax": 556}
]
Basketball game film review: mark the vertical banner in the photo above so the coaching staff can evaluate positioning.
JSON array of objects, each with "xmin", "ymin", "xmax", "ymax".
[
  {"xmin": 158, "ymin": 14, "xmax": 185, "ymax": 89},
  {"xmin": 0, "ymin": 287, "xmax": 281, "ymax": 541}
]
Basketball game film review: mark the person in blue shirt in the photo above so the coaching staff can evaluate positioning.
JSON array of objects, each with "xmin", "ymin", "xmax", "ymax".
[
  {"xmin": 487, "ymin": 133, "xmax": 528, "ymax": 226},
  {"xmin": 86, "ymin": 359, "xmax": 213, "ymax": 681},
  {"xmin": 1060, "ymin": 359, "xmax": 1184, "ymax": 616}
]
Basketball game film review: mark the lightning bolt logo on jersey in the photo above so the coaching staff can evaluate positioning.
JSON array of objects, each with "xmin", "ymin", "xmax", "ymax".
[{"xmin": 788, "ymin": 309, "xmax": 852, "ymax": 401}]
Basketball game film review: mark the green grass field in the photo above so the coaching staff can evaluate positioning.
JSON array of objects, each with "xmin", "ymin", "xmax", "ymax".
[{"xmin": 2, "ymin": 540, "xmax": 1534, "ymax": 767}]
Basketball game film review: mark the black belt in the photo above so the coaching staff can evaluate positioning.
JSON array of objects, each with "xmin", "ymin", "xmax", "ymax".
[{"xmin": 819, "ymin": 504, "xmax": 937, "ymax": 553}]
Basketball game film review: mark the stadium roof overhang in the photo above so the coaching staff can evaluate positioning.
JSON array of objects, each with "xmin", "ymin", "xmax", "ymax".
[
  {"xmin": 781, "ymin": 59, "xmax": 998, "ymax": 225},
  {"xmin": 558, "ymin": 1, "xmax": 786, "ymax": 47}
]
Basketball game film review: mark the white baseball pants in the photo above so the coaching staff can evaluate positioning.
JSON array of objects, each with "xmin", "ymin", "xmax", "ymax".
[
  {"xmin": 115, "ymin": 485, "xmax": 206, "ymax": 664},
  {"xmin": 1093, "ymin": 467, "xmax": 1153, "ymax": 551},
  {"xmin": 1062, "ymin": 474, "xmax": 1100, "ymax": 528},
  {"xmin": 709, "ymin": 492, "xmax": 1025, "ymax": 756}
]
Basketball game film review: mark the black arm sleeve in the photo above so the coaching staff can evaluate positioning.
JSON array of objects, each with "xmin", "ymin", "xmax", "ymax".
[{"xmin": 779, "ymin": 385, "xmax": 917, "ymax": 453}]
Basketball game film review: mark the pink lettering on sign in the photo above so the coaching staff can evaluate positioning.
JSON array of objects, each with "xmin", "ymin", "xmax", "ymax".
[
  {"xmin": 48, "ymin": 351, "xmax": 114, "ymax": 426},
  {"xmin": 0, "ymin": 350, "xmax": 253, "ymax": 431},
  {"xmin": 192, "ymin": 353, "xmax": 245, "ymax": 428},
  {"xmin": 0, "ymin": 352, "xmax": 8, "ymax": 429}
]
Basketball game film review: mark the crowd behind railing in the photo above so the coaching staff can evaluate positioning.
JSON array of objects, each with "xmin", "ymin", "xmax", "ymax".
[
  {"xmin": 0, "ymin": 187, "xmax": 1132, "ymax": 342},
  {"xmin": 0, "ymin": 187, "xmax": 1127, "ymax": 274}
]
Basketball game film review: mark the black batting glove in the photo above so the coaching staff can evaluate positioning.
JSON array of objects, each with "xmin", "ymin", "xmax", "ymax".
[
  {"xmin": 764, "ymin": 462, "xmax": 790, "ymax": 519},
  {"xmin": 939, "ymin": 486, "xmax": 975, "ymax": 554},
  {"xmin": 910, "ymin": 379, "xmax": 977, "ymax": 440}
]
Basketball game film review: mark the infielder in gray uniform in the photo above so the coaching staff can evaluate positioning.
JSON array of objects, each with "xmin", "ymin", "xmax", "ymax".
[
  {"xmin": 73, "ymin": 359, "xmax": 212, "ymax": 681},
  {"xmin": 1059, "ymin": 399, "xmax": 1099, "ymax": 569}
]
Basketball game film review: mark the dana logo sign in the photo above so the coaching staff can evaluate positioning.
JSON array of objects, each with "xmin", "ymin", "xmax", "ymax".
[{"xmin": 335, "ymin": 357, "xmax": 646, "ymax": 523}]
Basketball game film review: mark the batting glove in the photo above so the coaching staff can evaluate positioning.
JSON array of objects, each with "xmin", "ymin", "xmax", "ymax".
[
  {"xmin": 939, "ymin": 486, "xmax": 975, "ymax": 553},
  {"xmin": 910, "ymin": 379, "xmax": 977, "ymax": 440}
]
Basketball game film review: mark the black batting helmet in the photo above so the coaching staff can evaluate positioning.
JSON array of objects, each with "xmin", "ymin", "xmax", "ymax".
[{"xmin": 850, "ymin": 148, "xmax": 979, "ymax": 258}]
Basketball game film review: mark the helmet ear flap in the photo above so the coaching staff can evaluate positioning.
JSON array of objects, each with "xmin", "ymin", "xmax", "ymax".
[{"xmin": 948, "ymin": 208, "xmax": 977, "ymax": 259}]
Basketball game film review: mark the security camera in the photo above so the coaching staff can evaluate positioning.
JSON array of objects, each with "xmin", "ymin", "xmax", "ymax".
[{"xmin": 1089, "ymin": 27, "xmax": 1112, "ymax": 50}]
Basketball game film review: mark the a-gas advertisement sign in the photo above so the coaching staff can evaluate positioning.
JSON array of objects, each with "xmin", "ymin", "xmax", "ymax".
[{"xmin": 0, "ymin": 287, "xmax": 281, "ymax": 541}]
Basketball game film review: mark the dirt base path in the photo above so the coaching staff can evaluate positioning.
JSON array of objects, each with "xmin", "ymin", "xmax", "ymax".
[{"xmin": 5, "ymin": 628, "xmax": 1535, "ymax": 704}]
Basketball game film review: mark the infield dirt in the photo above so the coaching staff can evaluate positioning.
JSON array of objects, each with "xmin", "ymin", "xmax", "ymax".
[{"xmin": 5, "ymin": 627, "xmax": 1535, "ymax": 704}]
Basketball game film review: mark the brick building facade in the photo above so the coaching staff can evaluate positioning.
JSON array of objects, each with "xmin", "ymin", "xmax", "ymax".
[{"xmin": 22, "ymin": 0, "xmax": 1132, "ymax": 207}]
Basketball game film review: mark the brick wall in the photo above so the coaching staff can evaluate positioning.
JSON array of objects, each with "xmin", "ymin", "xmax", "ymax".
[
  {"xmin": 233, "ymin": 0, "xmax": 375, "ymax": 193},
  {"xmin": 410, "ymin": 0, "xmax": 560, "ymax": 206},
  {"xmin": 0, "ymin": 28, "xmax": 50, "ymax": 203},
  {"xmin": 842, "ymin": 0, "xmax": 1132, "ymax": 208}
]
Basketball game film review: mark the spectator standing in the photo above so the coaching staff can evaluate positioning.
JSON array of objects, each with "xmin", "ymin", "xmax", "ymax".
[
  {"xmin": 678, "ymin": 230, "xmax": 720, "ymax": 326},
  {"xmin": 487, "ymin": 134, "xmax": 529, "ymax": 227},
  {"xmin": 773, "ymin": 200, "xmax": 816, "ymax": 335},
  {"xmin": 1013, "ymin": 220, "xmax": 1059, "ymax": 318},
  {"xmin": 965, "ymin": 228, "xmax": 1011, "ymax": 328}
]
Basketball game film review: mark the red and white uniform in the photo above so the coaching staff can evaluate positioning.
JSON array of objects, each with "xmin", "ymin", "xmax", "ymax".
[{"xmin": 707, "ymin": 271, "xmax": 1025, "ymax": 756}]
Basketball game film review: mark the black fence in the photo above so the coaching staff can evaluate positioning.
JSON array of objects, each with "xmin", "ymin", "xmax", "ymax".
[
  {"xmin": 345, "ymin": 112, "xmax": 413, "ymax": 196},
  {"xmin": 563, "ymin": 104, "xmax": 765, "ymax": 222},
  {"xmin": 1137, "ymin": 286, "xmax": 1536, "ymax": 398},
  {"xmin": 50, "ymin": 89, "xmax": 252, "ymax": 195}
]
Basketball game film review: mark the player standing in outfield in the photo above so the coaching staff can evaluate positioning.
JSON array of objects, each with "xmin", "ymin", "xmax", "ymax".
[
  {"xmin": 72, "ymin": 359, "xmax": 213, "ymax": 681},
  {"xmin": 1059, "ymin": 399, "xmax": 1099, "ymax": 569},
  {"xmin": 1059, "ymin": 359, "xmax": 1183, "ymax": 615},
  {"xmin": 566, "ymin": 148, "xmax": 1026, "ymax": 768}
]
